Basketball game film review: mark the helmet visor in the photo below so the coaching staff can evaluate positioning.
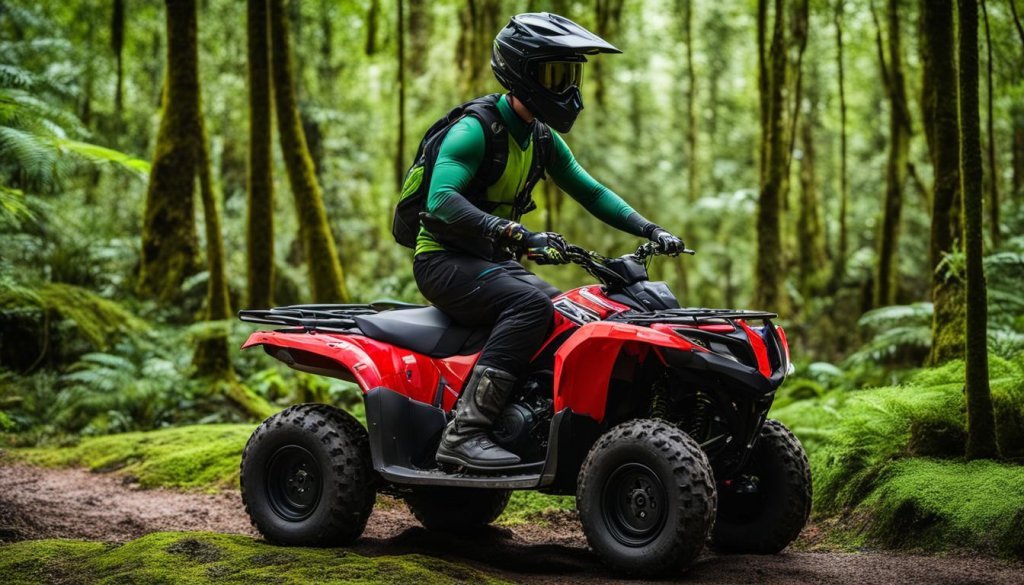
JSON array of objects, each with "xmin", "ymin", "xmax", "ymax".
[{"xmin": 536, "ymin": 61, "xmax": 584, "ymax": 94}]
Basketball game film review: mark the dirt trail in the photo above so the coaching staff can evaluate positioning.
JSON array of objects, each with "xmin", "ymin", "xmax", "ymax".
[{"xmin": 2, "ymin": 462, "xmax": 1023, "ymax": 584}]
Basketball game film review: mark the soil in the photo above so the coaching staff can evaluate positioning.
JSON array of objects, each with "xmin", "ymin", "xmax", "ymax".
[{"xmin": 2, "ymin": 462, "xmax": 1023, "ymax": 584}]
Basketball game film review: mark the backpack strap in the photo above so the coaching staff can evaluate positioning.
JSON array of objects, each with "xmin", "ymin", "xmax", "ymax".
[
  {"xmin": 462, "ymin": 94, "xmax": 507, "ymax": 198},
  {"xmin": 511, "ymin": 121, "xmax": 553, "ymax": 221}
]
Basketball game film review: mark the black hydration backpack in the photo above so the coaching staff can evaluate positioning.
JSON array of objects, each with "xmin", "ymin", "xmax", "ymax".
[{"xmin": 392, "ymin": 94, "xmax": 553, "ymax": 249}]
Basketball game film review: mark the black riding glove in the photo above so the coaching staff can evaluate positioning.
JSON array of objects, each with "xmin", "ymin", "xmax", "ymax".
[
  {"xmin": 523, "ymin": 231, "xmax": 570, "ymax": 265},
  {"xmin": 650, "ymin": 227, "xmax": 685, "ymax": 255}
]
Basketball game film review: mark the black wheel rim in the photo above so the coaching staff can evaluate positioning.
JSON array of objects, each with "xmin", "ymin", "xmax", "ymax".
[
  {"xmin": 266, "ymin": 445, "xmax": 323, "ymax": 522},
  {"xmin": 601, "ymin": 463, "xmax": 669, "ymax": 547}
]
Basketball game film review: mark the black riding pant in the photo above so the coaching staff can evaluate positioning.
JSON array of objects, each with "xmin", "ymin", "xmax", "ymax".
[{"xmin": 413, "ymin": 251, "xmax": 559, "ymax": 378}]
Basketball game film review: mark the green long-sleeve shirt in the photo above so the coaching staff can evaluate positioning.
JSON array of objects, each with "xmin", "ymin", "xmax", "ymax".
[{"xmin": 415, "ymin": 94, "xmax": 654, "ymax": 256}]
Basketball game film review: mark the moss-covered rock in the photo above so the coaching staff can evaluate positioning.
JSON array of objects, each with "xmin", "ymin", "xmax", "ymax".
[
  {"xmin": 13, "ymin": 424, "xmax": 253, "ymax": 491},
  {"xmin": 0, "ymin": 531, "xmax": 507, "ymax": 584}
]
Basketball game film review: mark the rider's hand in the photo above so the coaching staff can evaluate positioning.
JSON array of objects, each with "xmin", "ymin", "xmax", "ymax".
[
  {"xmin": 649, "ymin": 227, "xmax": 685, "ymax": 255},
  {"xmin": 524, "ymin": 231, "xmax": 570, "ymax": 265},
  {"xmin": 489, "ymin": 218, "xmax": 529, "ymax": 244}
]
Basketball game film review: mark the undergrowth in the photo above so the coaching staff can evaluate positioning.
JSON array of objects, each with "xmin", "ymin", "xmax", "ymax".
[{"xmin": 772, "ymin": 355, "xmax": 1024, "ymax": 558}]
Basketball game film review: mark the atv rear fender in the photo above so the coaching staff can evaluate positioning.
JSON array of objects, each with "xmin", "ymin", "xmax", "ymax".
[{"xmin": 241, "ymin": 331, "xmax": 475, "ymax": 407}]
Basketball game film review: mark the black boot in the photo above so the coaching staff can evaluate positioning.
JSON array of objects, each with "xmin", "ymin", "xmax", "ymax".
[{"xmin": 436, "ymin": 365, "xmax": 521, "ymax": 469}]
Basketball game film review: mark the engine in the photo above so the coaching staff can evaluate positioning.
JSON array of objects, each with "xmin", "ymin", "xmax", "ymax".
[{"xmin": 491, "ymin": 376, "xmax": 553, "ymax": 462}]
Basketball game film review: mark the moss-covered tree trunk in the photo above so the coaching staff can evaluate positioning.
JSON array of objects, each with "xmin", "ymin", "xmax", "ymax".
[
  {"xmin": 958, "ymin": 0, "xmax": 999, "ymax": 461},
  {"xmin": 407, "ymin": 0, "xmax": 430, "ymax": 79},
  {"xmin": 457, "ymin": 0, "xmax": 500, "ymax": 97},
  {"xmin": 832, "ymin": 0, "xmax": 849, "ymax": 288},
  {"xmin": 681, "ymin": 0, "xmax": 699, "ymax": 201},
  {"xmin": 246, "ymin": 0, "xmax": 274, "ymax": 309},
  {"xmin": 365, "ymin": 0, "xmax": 380, "ymax": 56},
  {"xmin": 396, "ymin": 0, "xmax": 407, "ymax": 189},
  {"xmin": 138, "ymin": 0, "xmax": 201, "ymax": 302},
  {"xmin": 982, "ymin": 0, "xmax": 1000, "ymax": 248},
  {"xmin": 594, "ymin": 0, "xmax": 624, "ymax": 108},
  {"xmin": 111, "ymin": 0, "xmax": 125, "ymax": 114},
  {"xmin": 192, "ymin": 127, "xmax": 233, "ymax": 378},
  {"xmin": 269, "ymin": 0, "xmax": 349, "ymax": 303},
  {"xmin": 873, "ymin": 0, "xmax": 911, "ymax": 309},
  {"xmin": 922, "ymin": 0, "xmax": 965, "ymax": 365},
  {"xmin": 754, "ymin": 0, "xmax": 788, "ymax": 311},
  {"xmin": 797, "ymin": 92, "xmax": 826, "ymax": 298}
]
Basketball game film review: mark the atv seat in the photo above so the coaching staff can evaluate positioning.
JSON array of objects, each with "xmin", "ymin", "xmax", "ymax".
[{"xmin": 353, "ymin": 307, "xmax": 490, "ymax": 358}]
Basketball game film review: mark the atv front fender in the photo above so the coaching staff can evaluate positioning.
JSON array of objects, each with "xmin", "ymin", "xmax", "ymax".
[{"xmin": 553, "ymin": 322, "xmax": 705, "ymax": 423}]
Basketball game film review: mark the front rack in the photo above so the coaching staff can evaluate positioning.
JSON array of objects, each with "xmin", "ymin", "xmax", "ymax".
[
  {"xmin": 610, "ymin": 308, "xmax": 778, "ymax": 326},
  {"xmin": 237, "ymin": 301, "xmax": 424, "ymax": 333}
]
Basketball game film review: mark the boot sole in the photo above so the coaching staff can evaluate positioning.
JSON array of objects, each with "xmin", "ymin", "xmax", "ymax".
[{"xmin": 436, "ymin": 451, "xmax": 521, "ymax": 470}]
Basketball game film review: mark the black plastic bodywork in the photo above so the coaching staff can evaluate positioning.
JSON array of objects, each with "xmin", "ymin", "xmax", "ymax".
[{"xmin": 364, "ymin": 386, "xmax": 594, "ymax": 491}]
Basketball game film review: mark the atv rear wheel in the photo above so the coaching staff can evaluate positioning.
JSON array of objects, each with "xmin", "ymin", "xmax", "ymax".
[
  {"xmin": 709, "ymin": 419, "xmax": 811, "ymax": 554},
  {"xmin": 240, "ymin": 404, "xmax": 376, "ymax": 546},
  {"xmin": 577, "ymin": 419, "xmax": 716, "ymax": 577},
  {"xmin": 404, "ymin": 487, "xmax": 511, "ymax": 533}
]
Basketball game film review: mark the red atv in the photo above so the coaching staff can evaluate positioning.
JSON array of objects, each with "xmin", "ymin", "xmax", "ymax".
[{"xmin": 237, "ymin": 240, "xmax": 811, "ymax": 576}]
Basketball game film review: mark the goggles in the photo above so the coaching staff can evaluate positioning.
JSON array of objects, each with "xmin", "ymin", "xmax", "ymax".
[{"xmin": 535, "ymin": 60, "xmax": 584, "ymax": 94}]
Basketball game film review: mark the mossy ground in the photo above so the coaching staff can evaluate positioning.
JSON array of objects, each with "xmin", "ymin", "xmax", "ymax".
[
  {"xmin": 772, "ymin": 355, "xmax": 1024, "ymax": 558},
  {"xmin": 11, "ymin": 424, "xmax": 254, "ymax": 491},
  {"xmin": 0, "ymin": 531, "xmax": 507, "ymax": 585}
]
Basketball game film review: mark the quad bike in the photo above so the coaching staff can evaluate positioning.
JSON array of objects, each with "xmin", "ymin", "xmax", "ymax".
[{"xmin": 237, "ymin": 239, "xmax": 811, "ymax": 577}]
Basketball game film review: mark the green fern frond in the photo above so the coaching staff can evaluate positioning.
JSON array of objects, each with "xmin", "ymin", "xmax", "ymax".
[
  {"xmin": 844, "ymin": 325, "xmax": 933, "ymax": 368},
  {"xmin": 858, "ymin": 303, "xmax": 934, "ymax": 331}
]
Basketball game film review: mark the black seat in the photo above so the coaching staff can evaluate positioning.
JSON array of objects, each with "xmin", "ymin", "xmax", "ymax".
[{"xmin": 354, "ymin": 307, "xmax": 490, "ymax": 358}]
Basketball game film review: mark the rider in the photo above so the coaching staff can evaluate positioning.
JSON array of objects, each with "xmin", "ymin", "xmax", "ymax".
[{"xmin": 416, "ymin": 13, "xmax": 684, "ymax": 468}]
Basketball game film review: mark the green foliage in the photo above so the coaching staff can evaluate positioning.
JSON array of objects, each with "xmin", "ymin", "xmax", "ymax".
[
  {"xmin": 499, "ymin": 491, "xmax": 575, "ymax": 525},
  {"xmin": 0, "ymin": 531, "xmax": 507, "ymax": 585},
  {"xmin": 772, "ymin": 355, "xmax": 1024, "ymax": 557},
  {"xmin": 14, "ymin": 424, "xmax": 254, "ymax": 491}
]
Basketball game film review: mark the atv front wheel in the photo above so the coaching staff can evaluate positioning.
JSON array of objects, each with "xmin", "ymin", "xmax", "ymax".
[
  {"xmin": 240, "ymin": 404, "xmax": 376, "ymax": 546},
  {"xmin": 404, "ymin": 487, "xmax": 511, "ymax": 533},
  {"xmin": 577, "ymin": 419, "xmax": 716, "ymax": 577},
  {"xmin": 709, "ymin": 419, "xmax": 812, "ymax": 554}
]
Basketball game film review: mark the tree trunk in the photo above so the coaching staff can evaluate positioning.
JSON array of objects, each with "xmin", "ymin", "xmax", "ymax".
[
  {"xmin": 921, "ymin": 0, "xmax": 965, "ymax": 365},
  {"xmin": 873, "ymin": 0, "xmax": 911, "ymax": 308},
  {"xmin": 365, "ymin": 0, "xmax": 379, "ymax": 56},
  {"xmin": 754, "ymin": 0, "xmax": 789, "ymax": 311},
  {"xmin": 458, "ymin": 0, "xmax": 500, "ymax": 97},
  {"xmin": 192, "ymin": 124, "xmax": 234, "ymax": 378},
  {"xmin": 1014, "ymin": 116, "xmax": 1024, "ymax": 200},
  {"xmin": 593, "ymin": 0, "xmax": 624, "ymax": 108},
  {"xmin": 138, "ymin": 0, "xmax": 201, "ymax": 302},
  {"xmin": 246, "ymin": 0, "xmax": 275, "ymax": 309},
  {"xmin": 396, "ymin": 0, "xmax": 407, "ymax": 189},
  {"xmin": 982, "ymin": 0, "xmax": 1000, "ymax": 248},
  {"xmin": 269, "ymin": 0, "xmax": 349, "ymax": 303},
  {"xmin": 112, "ymin": 0, "xmax": 125, "ymax": 114},
  {"xmin": 407, "ymin": 0, "xmax": 430, "ymax": 78},
  {"xmin": 681, "ymin": 0, "xmax": 699, "ymax": 201},
  {"xmin": 1010, "ymin": 0, "xmax": 1024, "ymax": 47},
  {"xmin": 959, "ymin": 0, "xmax": 999, "ymax": 461},
  {"xmin": 797, "ymin": 93, "xmax": 826, "ymax": 297},
  {"xmin": 832, "ymin": 0, "xmax": 849, "ymax": 287}
]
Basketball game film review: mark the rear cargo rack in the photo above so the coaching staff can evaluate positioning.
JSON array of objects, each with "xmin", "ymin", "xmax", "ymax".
[{"xmin": 238, "ymin": 301, "xmax": 424, "ymax": 333}]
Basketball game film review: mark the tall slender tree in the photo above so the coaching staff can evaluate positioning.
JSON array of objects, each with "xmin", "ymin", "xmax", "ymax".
[
  {"xmin": 365, "ymin": 0, "xmax": 380, "ymax": 56},
  {"xmin": 138, "ymin": 0, "xmax": 201, "ymax": 302},
  {"xmin": 873, "ymin": 0, "xmax": 912, "ymax": 308},
  {"xmin": 921, "ymin": 0, "xmax": 966, "ymax": 365},
  {"xmin": 754, "ymin": 0, "xmax": 791, "ymax": 311},
  {"xmin": 396, "ymin": 0, "xmax": 407, "ymax": 189},
  {"xmin": 680, "ymin": 0, "xmax": 699, "ymax": 201},
  {"xmin": 246, "ymin": 0, "xmax": 274, "ymax": 309},
  {"xmin": 832, "ymin": 0, "xmax": 849, "ymax": 286},
  {"xmin": 111, "ymin": 0, "xmax": 125, "ymax": 114},
  {"xmin": 959, "ymin": 0, "xmax": 999, "ymax": 461},
  {"xmin": 269, "ymin": 0, "xmax": 349, "ymax": 303},
  {"xmin": 594, "ymin": 0, "xmax": 625, "ymax": 109},
  {"xmin": 982, "ymin": 0, "xmax": 1000, "ymax": 247}
]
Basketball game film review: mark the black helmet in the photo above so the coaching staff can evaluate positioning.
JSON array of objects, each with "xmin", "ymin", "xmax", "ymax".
[{"xmin": 491, "ymin": 13, "xmax": 620, "ymax": 133}]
